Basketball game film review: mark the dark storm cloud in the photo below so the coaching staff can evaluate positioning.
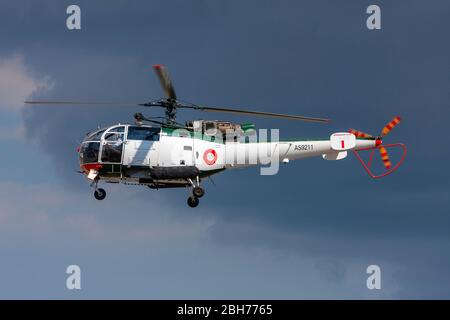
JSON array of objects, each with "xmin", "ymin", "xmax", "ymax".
[{"xmin": 3, "ymin": 0, "xmax": 450, "ymax": 297}]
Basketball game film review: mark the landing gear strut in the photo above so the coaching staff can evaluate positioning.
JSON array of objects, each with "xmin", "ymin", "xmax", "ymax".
[
  {"xmin": 91, "ymin": 179, "xmax": 106, "ymax": 201},
  {"xmin": 187, "ymin": 176, "xmax": 205, "ymax": 208}
]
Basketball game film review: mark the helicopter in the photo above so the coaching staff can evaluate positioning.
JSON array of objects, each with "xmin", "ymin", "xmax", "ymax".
[{"xmin": 25, "ymin": 65, "xmax": 406, "ymax": 208}]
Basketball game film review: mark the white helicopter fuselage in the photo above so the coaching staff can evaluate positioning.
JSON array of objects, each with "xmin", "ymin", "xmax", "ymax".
[{"xmin": 79, "ymin": 123, "xmax": 377, "ymax": 189}]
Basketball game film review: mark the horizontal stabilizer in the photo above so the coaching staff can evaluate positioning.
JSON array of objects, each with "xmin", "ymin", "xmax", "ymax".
[{"xmin": 323, "ymin": 151, "xmax": 348, "ymax": 161}]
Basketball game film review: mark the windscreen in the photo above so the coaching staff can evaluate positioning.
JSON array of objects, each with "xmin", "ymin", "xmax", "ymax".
[{"xmin": 79, "ymin": 142, "xmax": 100, "ymax": 164}]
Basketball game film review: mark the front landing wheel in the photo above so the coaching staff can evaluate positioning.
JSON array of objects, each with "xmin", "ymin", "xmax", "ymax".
[
  {"xmin": 187, "ymin": 196, "xmax": 199, "ymax": 208},
  {"xmin": 94, "ymin": 188, "xmax": 106, "ymax": 200}
]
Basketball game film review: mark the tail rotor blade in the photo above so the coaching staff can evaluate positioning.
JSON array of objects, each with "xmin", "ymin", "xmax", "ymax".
[
  {"xmin": 381, "ymin": 116, "xmax": 401, "ymax": 137},
  {"xmin": 379, "ymin": 146, "xmax": 392, "ymax": 169},
  {"xmin": 349, "ymin": 129, "xmax": 374, "ymax": 139}
]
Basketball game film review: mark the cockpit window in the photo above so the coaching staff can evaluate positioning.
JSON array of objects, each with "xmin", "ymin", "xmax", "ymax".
[
  {"xmin": 104, "ymin": 126, "xmax": 125, "ymax": 142},
  {"xmin": 101, "ymin": 126, "xmax": 125, "ymax": 163},
  {"xmin": 79, "ymin": 142, "xmax": 100, "ymax": 164},
  {"xmin": 127, "ymin": 126, "xmax": 160, "ymax": 141},
  {"xmin": 108, "ymin": 126, "xmax": 125, "ymax": 133},
  {"xmin": 104, "ymin": 133, "xmax": 120, "ymax": 141},
  {"xmin": 84, "ymin": 129, "xmax": 106, "ymax": 141}
]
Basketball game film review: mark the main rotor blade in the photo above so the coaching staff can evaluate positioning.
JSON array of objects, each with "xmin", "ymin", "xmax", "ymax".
[
  {"xmin": 24, "ymin": 100, "xmax": 141, "ymax": 106},
  {"xmin": 182, "ymin": 105, "xmax": 330, "ymax": 123},
  {"xmin": 153, "ymin": 65, "xmax": 177, "ymax": 100}
]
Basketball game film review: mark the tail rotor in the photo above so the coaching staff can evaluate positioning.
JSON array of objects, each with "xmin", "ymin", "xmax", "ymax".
[{"xmin": 349, "ymin": 116, "xmax": 406, "ymax": 178}]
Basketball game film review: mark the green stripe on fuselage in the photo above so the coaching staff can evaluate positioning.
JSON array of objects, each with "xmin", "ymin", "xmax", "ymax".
[{"xmin": 161, "ymin": 126, "xmax": 375, "ymax": 144}]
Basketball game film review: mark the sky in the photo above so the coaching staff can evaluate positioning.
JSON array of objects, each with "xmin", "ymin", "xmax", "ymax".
[{"xmin": 0, "ymin": 0, "xmax": 449, "ymax": 299}]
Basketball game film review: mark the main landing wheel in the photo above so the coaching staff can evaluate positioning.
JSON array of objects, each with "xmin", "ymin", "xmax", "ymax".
[
  {"xmin": 94, "ymin": 188, "xmax": 106, "ymax": 200},
  {"xmin": 187, "ymin": 196, "xmax": 199, "ymax": 208},
  {"xmin": 192, "ymin": 186, "xmax": 205, "ymax": 198}
]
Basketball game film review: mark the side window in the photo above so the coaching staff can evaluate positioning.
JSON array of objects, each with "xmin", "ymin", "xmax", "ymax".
[
  {"xmin": 101, "ymin": 126, "xmax": 125, "ymax": 163},
  {"xmin": 127, "ymin": 127, "xmax": 160, "ymax": 141}
]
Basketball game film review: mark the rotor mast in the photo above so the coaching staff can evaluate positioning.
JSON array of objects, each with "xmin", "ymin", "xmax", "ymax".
[{"xmin": 152, "ymin": 65, "xmax": 178, "ymax": 125}]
